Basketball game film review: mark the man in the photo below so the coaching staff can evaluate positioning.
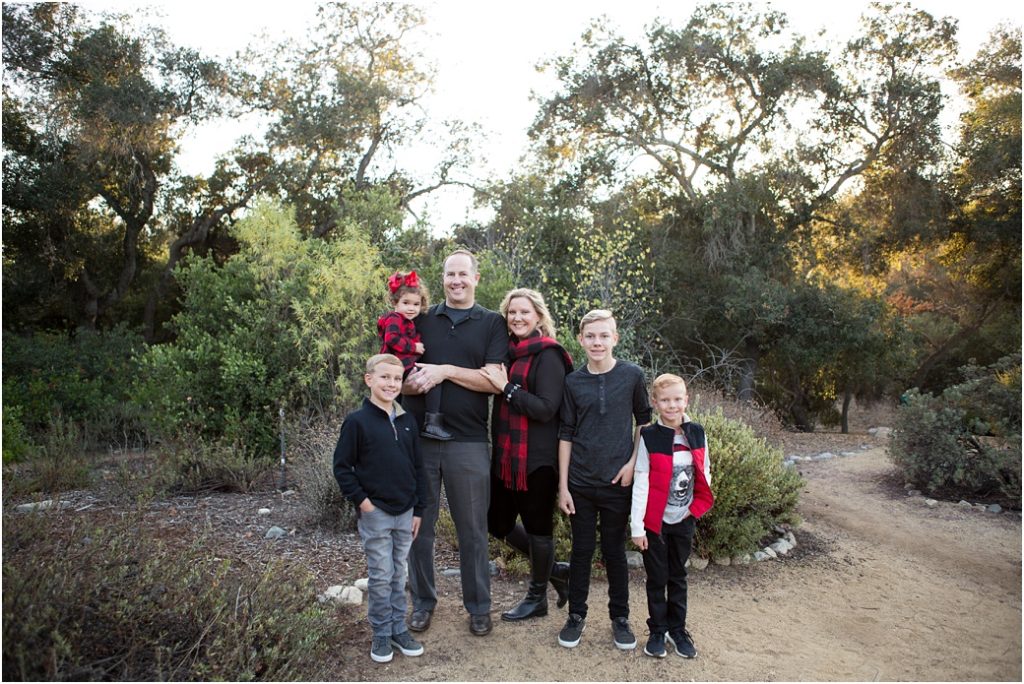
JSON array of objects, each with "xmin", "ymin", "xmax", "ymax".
[{"xmin": 403, "ymin": 249, "xmax": 508, "ymax": 636}]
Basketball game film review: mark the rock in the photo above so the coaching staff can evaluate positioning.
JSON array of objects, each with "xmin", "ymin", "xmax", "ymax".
[
  {"xmin": 769, "ymin": 540, "xmax": 792, "ymax": 555},
  {"xmin": 986, "ymin": 504, "xmax": 1003, "ymax": 514},
  {"xmin": 814, "ymin": 452, "xmax": 835, "ymax": 461},
  {"xmin": 841, "ymin": 451, "xmax": 858, "ymax": 457},
  {"xmin": 924, "ymin": 499, "xmax": 938, "ymax": 507},
  {"xmin": 15, "ymin": 499, "xmax": 68, "ymax": 513},
  {"xmin": 712, "ymin": 556, "xmax": 731, "ymax": 566},
  {"xmin": 762, "ymin": 546, "xmax": 778, "ymax": 559},
  {"xmin": 689, "ymin": 557, "xmax": 709, "ymax": 570},
  {"xmin": 785, "ymin": 531, "xmax": 797, "ymax": 546},
  {"xmin": 974, "ymin": 504, "xmax": 988, "ymax": 512},
  {"xmin": 626, "ymin": 551, "xmax": 644, "ymax": 569},
  {"xmin": 319, "ymin": 585, "xmax": 346, "ymax": 603},
  {"xmin": 958, "ymin": 500, "xmax": 973, "ymax": 509},
  {"xmin": 489, "ymin": 560, "xmax": 499, "ymax": 576},
  {"xmin": 442, "ymin": 568, "xmax": 461, "ymax": 578},
  {"xmin": 753, "ymin": 551, "xmax": 771, "ymax": 562},
  {"xmin": 908, "ymin": 490, "xmax": 922, "ymax": 497},
  {"xmin": 280, "ymin": 489, "xmax": 297, "ymax": 497},
  {"xmin": 354, "ymin": 578, "xmax": 369, "ymax": 591},
  {"xmin": 257, "ymin": 508, "xmax": 272, "ymax": 515},
  {"xmin": 861, "ymin": 444, "xmax": 871, "ymax": 450},
  {"xmin": 783, "ymin": 460, "xmax": 797, "ymax": 468},
  {"xmin": 868, "ymin": 427, "xmax": 892, "ymax": 438},
  {"xmin": 340, "ymin": 586, "xmax": 363, "ymax": 604},
  {"xmin": 265, "ymin": 526, "xmax": 287, "ymax": 539},
  {"xmin": 732, "ymin": 554, "xmax": 752, "ymax": 565}
]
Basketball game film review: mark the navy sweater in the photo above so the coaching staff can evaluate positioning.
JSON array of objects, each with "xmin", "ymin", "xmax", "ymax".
[{"xmin": 333, "ymin": 398, "xmax": 427, "ymax": 516}]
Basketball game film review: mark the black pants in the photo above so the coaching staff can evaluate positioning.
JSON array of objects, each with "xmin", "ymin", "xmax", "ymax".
[
  {"xmin": 487, "ymin": 466, "xmax": 557, "ymax": 537},
  {"xmin": 641, "ymin": 516, "xmax": 696, "ymax": 634},
  {"xmin": 567, "ymin": 484, "xmax": 632, "ymax": 620}
]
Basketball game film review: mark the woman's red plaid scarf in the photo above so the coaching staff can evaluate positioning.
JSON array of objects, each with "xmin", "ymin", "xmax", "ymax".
[{"xmin": 495, "ymin": 334, "xmax": 573, "ymax": 491}]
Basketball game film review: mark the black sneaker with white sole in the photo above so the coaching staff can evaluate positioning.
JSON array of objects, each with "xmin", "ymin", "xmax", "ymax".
[
  {"xmin": 370, "ymin": 635, "xmax": 393, "ymax": 663},
  {"xmin": 611, "ymin": 616, "xmax": 637, "ymax": 650},
  {"xmin": 390, "ymin": 631, "xmax": 424, "ymax": 657},
  {"xmin": 666, "ymin": 629, "xmax": 697, "ymax": 658},
  {"xmin": 558, "ymin": 613, "xmax": 586, "ymax": 648},
  {"xmin": 644, "ymin": 630, "xmax": 667, "ymax": 658}
]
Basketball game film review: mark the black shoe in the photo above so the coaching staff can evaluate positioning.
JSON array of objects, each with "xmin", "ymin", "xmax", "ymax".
[
  {"xmin": 644, "ymin": 631, "xmax": 667, "ymax": 658},
  {"xmin": 612, "ymin": 616, "xmax": 637, "ymax": 650},
  {"xmin": 549, "ymin": 561, "xmax": 569, "ymax": 608},
  {"xmin": 409, "ymin": 609, "xmax": 432, "ymax": 632},
  {"xmin": 667, "ymin": 629, "xmax": 697, "ymax": 658},
  {"xmin": 501, "ymin": 581, "xmax": 548, "ymax": 621},
  {"xmin": 421, "ymin": 412, "xmax": 454, "ymax": 441},
  {"xmin": 558, "ymin": 613, "xmax": 585, "ymax": 648},
  {"xmin": 469, "ymin": 613, "xmax": 492, "ymax": 636}
]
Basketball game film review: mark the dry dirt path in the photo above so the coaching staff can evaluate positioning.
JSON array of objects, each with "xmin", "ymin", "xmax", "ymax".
[{"xmin": 335, "ymin": 448, "xmax": 1022, "ymax": 681}]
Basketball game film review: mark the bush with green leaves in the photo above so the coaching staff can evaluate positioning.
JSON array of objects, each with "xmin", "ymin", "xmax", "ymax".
[
  {"xmin": 1, "ymin": 404, "xmax": 35, "ymax": 463},
  {"xmin": 891, "ymin": 355, "xmax": 1021, "ymax": 506},
  {"xmin": 2, "ymin": 512, "xmax": 334, "ymax": 681},
  {"xmin": 3, "ymin": 413, "xmax": 93, "ymax": 498},
  {"xmin": 136, "ymin": 200, "xmax": 386, "ymax": 456},
  {"xmin": 691, "ymin": 408, "xmax": 803, "ymax": 559},
  {"xmin": 2, "ymin": 325, "xmax": 145, "ymax": 448}
]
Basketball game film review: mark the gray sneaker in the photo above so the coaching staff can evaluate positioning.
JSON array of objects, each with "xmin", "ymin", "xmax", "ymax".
[
  {"xmin": 558, "ymin": 613, "xmax": 586, "ymax": 648},
  {"xmin": 391, "ymin": 631, "xmax": 424, "ymax": 657},
  {"xmin": 612, "ymin": 616, "xmax": 637, "ymax": 650},
  {"xmin": 370, "ymin": 635, "xmax": 393, "ymax": 663}
]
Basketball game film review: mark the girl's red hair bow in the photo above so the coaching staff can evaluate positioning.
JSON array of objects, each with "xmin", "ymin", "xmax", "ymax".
[{"xmin": 388, "ymin": 270, "xmax": 419, "ymax": 293}]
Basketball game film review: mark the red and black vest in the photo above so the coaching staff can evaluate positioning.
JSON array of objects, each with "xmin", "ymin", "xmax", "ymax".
[{"xmin": 640, "ymin": 421, "xmax": 714, "ymax": 534}]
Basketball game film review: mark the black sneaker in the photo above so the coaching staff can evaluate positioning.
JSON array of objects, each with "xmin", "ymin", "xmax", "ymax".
[
  {"xmin": 390, "ymin": 631, "xmax": 424, "ymax": 657},
  {"xmin": 558, "ymin": 613, "xmax": 586, "ymax": 648},
  {"xmin": 667, "ymin": 629, "xmax": 697, "ymax": 658},
  {"xmin": 644, "ymin": 631, "xmax": 667, "ymax": 658},
  {"xmin": 370, "ymin": 635, "xmax": 393, "ymax": 663},
  {"xmin": 612, "ymin": 616, "xmax": 636, "ymax": 650}
]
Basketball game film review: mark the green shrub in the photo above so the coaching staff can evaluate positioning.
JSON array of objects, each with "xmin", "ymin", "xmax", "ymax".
[
  {"xmin": 693, "ymin": 408, "xmax": 803, "ymax": 560},
  {"xmin": 1, "ymin": 404, "xmax": 35, "ymax": 463},
  {"xmin": 891, "ymin": 355, "xmax": 1022, "ymax": 506},
  {"xmin": 2, "ymin": 325, "xmax": 145, "ymax": 448},
  {"xmin": 136, "ymin": 200, "xmax": 385, "ymax": 456},
  {"xmin": 2, "ymin": 513, "xmax": 334, "ymax": 681}
]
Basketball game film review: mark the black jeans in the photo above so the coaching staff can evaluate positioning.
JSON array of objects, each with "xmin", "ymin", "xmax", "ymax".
[
  {"xmin": 641, "ymin": 515, "xmax": 696, "ymax": 634},
  {"xmin": 567, "ymin": 484, "xmax": 632, "ymax": 620}
]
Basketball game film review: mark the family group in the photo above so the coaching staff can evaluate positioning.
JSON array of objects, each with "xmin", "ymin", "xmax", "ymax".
[{"xmin": 332, "ymin": 249, "xmax": 714, "ymax": 664}]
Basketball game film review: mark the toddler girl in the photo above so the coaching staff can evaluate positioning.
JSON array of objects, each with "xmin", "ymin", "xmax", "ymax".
[{"xmin": 377, "ymin": 270, "xmax": 452, "ymax": 441}]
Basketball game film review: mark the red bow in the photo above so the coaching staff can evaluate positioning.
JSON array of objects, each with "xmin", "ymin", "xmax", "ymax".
[{"xmin": 388, "ymin": 270, "xmax": 419, "ymax": 293}]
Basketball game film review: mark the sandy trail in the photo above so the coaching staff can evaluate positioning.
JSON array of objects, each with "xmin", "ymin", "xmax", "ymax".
[{"xmin": 337, "ymin": 448, "xmax": 1022, "ymax": 681}]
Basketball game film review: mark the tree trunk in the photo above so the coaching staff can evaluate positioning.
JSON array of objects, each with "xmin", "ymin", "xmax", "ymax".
[
  {"xmin": 737, "ymin": 338, "xmax": 759, "ymax": 402},
  {"xmin": 841, "ymin": 388, "xmax": 852, "ymax": 434}
]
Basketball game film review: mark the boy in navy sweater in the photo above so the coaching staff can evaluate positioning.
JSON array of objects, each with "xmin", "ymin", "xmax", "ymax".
[{"xmin": 334, "ymin": 354, "xmax": 429, "ymax": 664}]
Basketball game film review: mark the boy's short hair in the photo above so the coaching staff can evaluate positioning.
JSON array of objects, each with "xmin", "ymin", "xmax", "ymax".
[
  {"xmin": 651, "ymin": 373, "xmax": 687, "ymax": 398},
  {"xmin": 366, "ymin": 353, "xmax": 404, "ymax": 374},
  {"xmin": 578, "ymin": 309, "xmax": 616, "ymax": 334}
]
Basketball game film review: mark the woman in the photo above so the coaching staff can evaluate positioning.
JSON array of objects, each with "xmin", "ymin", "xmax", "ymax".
[{"xmin": 484, "ymin": 288, "xmax": 575, "ymax": 621}]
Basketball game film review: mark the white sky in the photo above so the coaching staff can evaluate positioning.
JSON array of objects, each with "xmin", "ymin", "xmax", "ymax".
[{"xmin": 79, "ymin": 0, "xmax": 1020, "ymax": 232}]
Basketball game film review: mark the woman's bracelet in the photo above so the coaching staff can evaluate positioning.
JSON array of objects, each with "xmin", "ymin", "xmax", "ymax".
[{"xmin": 504, "ymin": 382, "xmax": 521, "ymax": 401}]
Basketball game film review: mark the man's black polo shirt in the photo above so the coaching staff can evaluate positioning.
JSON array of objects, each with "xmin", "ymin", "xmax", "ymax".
[{"xmin": 404, "ymin": 302, "xmax": 509, "ymax": 442}]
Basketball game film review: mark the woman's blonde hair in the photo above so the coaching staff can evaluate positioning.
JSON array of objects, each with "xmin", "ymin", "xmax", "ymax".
[{"xmin": 499, "ymin": 288, "xmax": 557, "ymax": 339}]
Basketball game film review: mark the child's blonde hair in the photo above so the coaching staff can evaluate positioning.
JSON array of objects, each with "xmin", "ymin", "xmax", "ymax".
[
  {"xmin": 651, "ymin": 373, "xmax": 687, "ymax": 399},
  {"xmin": 578, "ymin": 309, "xmax": 616, "ymax": 334},
  {"xmin": 386, "ymin": 270, "xmax": 430, "ymax": 308},
  {"xmin": 500, "ymin": 288, "xmax": 558, "ymax": 339},
  {"xmin": 366, "ymin": 353, "xmax": 405, "ymax": 374}
]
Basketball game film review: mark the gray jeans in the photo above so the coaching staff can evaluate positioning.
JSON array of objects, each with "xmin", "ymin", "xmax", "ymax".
[
  {"xmin": 408, "ymin": 440, "xmax": 491, "ymax": 615},
  {"xmin": 357, "ymin": 506, "xmax": 414, "ymax": 637}
]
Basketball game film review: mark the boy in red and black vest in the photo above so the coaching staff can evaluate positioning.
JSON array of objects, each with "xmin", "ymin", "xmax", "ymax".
[{"xmin": 630, "ymin": 373, "xmax": 713, "ymax": 660}]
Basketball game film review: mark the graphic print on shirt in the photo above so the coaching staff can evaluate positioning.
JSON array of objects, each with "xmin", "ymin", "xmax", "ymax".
[{"xmin": 668, "ymin": 463, "xmax": 695, "ymax": 511}]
